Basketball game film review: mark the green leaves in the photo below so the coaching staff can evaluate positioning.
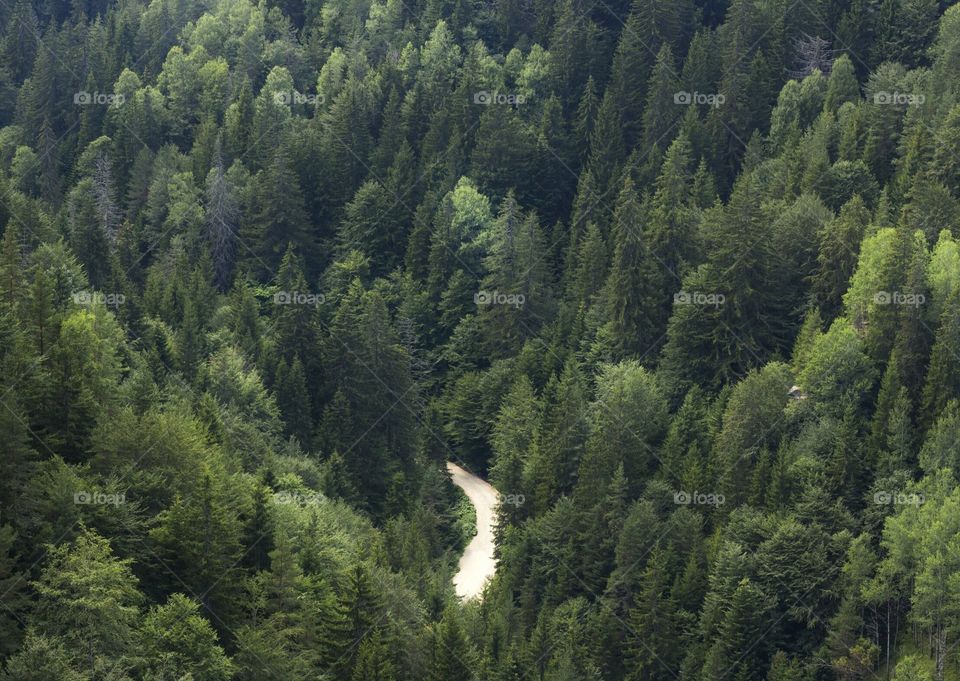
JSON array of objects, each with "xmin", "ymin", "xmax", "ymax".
[
  {"xmin": 137, "ymin": 593, "xmax": 234, "ymax": 681},
  {"xmin": 32, "ymin": 527, "xmax": 141, "ymax": 669}
]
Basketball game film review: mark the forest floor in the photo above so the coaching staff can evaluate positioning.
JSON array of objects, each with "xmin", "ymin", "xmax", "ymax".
[{"xmin": 447, "ymin": 461, "xmax": 499, "ymax": 600}]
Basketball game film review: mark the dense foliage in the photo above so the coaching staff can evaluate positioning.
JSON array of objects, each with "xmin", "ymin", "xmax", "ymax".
[{"xmin": 1, "ymin": 0, "xmax": 960, "ymax": 679}]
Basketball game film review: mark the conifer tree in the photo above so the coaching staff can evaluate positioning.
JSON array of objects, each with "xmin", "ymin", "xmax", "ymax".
[
  {"xmin": 32, "ymin": 527, "xmax": 141, "ymax": 673},
  {"xmin": 640, "ymin": 45, "xmax": 681, "ymax": 155},
  {"xmin": 205, "ymin": 140, "xmax": 239, "ymax": 292},
  {"xmin": 921, "ymin": 286, "xmax": 960, "ymax": 427},
  {"xmin": 431, "ymin": 608, "xmax": 475, "ymax": 681},
  {"xmin": 601, "ymin": 177, "xmax": 663, "ymax": 359},
  {"xmin": 626, "ymin": 547, "xmax": 679, "ymax": 681},
  {"xmin": 587, "ymin": 90, "xmax": 627, "ymax": 197},
  {"xmin": 149, "ymin": 469, "xmax": 245, "ymax": 623},
  {"xmin": 138, "ymin": 593, "xmax": 234, "ymax": 681},
  {"xmin": 243, "ymin": 148, "xmax": 314, "ymax": 277}
]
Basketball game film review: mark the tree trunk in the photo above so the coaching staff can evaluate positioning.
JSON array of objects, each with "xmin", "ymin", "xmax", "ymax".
[
  {"xmin": 885, "ymin": 601, "xmax": 890, "ymax": 680},
  {"xmin": 936, "ymin": 625, "xmax": 946, "ymax": 681}
]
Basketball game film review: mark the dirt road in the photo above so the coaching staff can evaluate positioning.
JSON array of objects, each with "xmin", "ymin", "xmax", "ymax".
[{"xmin": 447, "ymin": 461, "xmax": 499, "ymax": 600}]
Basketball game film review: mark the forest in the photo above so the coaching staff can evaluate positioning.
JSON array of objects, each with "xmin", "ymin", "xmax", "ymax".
[{"xmin": 1, "ymin": 0, "xmax": 960, "ymax": 679}]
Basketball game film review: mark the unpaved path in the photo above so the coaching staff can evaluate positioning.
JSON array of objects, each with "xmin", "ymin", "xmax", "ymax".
[{"xmin": 447, "ymin": 461, "xmax": 499, "ymax": 600}]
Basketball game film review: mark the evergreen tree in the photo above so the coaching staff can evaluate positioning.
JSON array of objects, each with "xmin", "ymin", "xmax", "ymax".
[
  {"xmin": 205, "ymin": 140, "xmax": 239, "ymax": 292},
  {"xmin": 275, "ymin": 357, "xmax": 313, "ymax": 446},
  {"xmin": 527, "ymin": 359, "xmax": 589, "ymax": 512},
  {"xmin": 352, "ymin": 631, "xmax": 396, "ymax": 681},
  {"xmin": 431, "ymin": 608, "xmax": 475, "ymax": 681},
  {"xmin": 243, "ymin": 148, "xmax": 315, "ymax": 276},
  {"xmin": 625, "ymin": 547, "xmax": 679, "ymax": 681},
  {"xmin": 601, "ymin": 177, "xmax": 663, "ymax": 359},
  {"xmin": 701, "ymin": 578, "xmax": 777, "ymax": 681},
  {"xmin": 0, "ymin": 524, "xmax": 27, "ymax": 656},
  {"xmin": 921, "ymin": 286, "xmax": 960, "ymax": 427},
  {"xmin": 640, "ymin": 45, "xmax": 681, "ymax": 155},
  {"xmin": 812, "ymin": 196, "xmax": 870, "ymax": 320},
  {"xmin": 137, "ymin": 593, "xmax": 234, "ymax": 680},
  {"xmin": 32, "ymin": 527, "xmax": 141, "ymax": 674},
  {"xmin": 149, "ymin": 469, "xmax": 245, "ymax": 624}
]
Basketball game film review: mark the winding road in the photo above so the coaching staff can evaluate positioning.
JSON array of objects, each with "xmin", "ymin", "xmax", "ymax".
[{"xmin": 447, "ymin": 461, "xmax": 499, "ymax": 600}]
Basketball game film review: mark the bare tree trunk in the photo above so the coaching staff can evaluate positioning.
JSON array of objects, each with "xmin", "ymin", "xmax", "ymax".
[
  {"xmin": 936, "ymin": 625, "xmax": 946, "ymax": 681},
  {"xmin": 205, "ymin": 138, "xmax": 239, "ymax": 291},
  {"xmin": 886, "ymin": 601, "xmax": 891, "ymax": 679}
]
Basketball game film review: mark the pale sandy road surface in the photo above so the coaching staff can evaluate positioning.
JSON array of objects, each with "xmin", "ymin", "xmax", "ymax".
[{"xmin": 447, "ymin": 461, "xmax": 499, "ymax": 600}]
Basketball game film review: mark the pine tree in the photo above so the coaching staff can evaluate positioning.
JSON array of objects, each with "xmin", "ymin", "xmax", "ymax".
[
  {"xmin": 431, "ymin": 608, "xmax": 475, "ymax": 681},
  {"xmin": 243, "ymin": 148, "xmax": 314, "ymax": 277},
  {"xmin": 205, "ymin": 139, "xmax": 239, "ymax": 292},
  {"xmin": 527, "ymin": 359, "xmax": 589, "ymax": 512},
  {"xmin": 32, "ymin": 527, "xmax": 141, "ymax": 674},
  {"xmin": 67, "ymin": 178, "xmax": 113, "ymax": 290},
  {"xmin": 569, "ymin": 221, "xmax": 608, "ymax": 306},
  {"xmin": 812, "ymin": 196, "xmax": 870, "ymax": 321},
  {"xmin": 343, "ymin": 564, "xmax": 381, "ymax": 657},
  {"xmin": 370, "ymin": 87, "xmax": 406, "ymax": 177},
  {"xmin": 264, "ymin": 530, "xmax": 304, "ymax": 626},
  {"xmin": 608, "ymin": 0, "xmax": 693, "ymax": 147},
  {"xmin": 824, "ymin": 54, "xmax": 860, "ymax": 112},
  {"xmin": 701, "ymin": 578, "xmax": 776, "ymax": 681},
  {"xmin": 323, "ymin": 79, "xmax": 374, "ymax": 205},
  {"xmin": 138, "ymin": 593, "xmax": 234, "ymax": 680},
  {"xmin": 274, "ymin": 357, "xmax": 313, "ymax": 447},
  {"xmin": 896, "ymin": 0, "xmax": 940, "ymax": 67},
  {"xmin": 578, "ymin": 360, "xmax": 668, "ymax": 495},
  {"xmin": 0, "ymin": 222, "xmax": 26, "ymax": 311},
  {"xmin": 243, "ymin": 480, "xmax": 274, "ymax": 572},
  {"xmin": 1, "ymin": 632, "xmax": 86, "ymax": 681},
  {"xmin": 339, "ymin": 142, "xmax": 415, "ymax": 277},
  {"xmin": 587, "ymin": 90, "xmax": 626, "ymax": 198},
  {"xmin": 647, "ymin": 132, "xmax": 697, "ymax": 295},
  {"xmin": 479, "ymin": 196, "xmax": 553, "ymax": 355},
  {"xmin": 531, "ymin": 95, "xmax": 577, "ymax": 227},
  {"xmin": 607, "ymin": 1, "xmax": 656, "ymax": 148},
  {"xmin": 351, "ymin": 631, "xmax": 396, "ymax": 681},
  {"xmin": 574, "ymin": 76, "xmax": 600, "ymax": 161},
  {"xmin": 272, "ymin": 245, "xmax": 322, "ymax": 372},
  {"xmin": 601, "ymin": 177, "xmax": 662, "ymax": 359},
  {"xmin": 659, "ymin": 178, "xmax": 792, "ymax": 393},
  {"xmin": 0, "ymin": 524, "xmax": 27, "ymax": 656},
  {"xmin": 0, "ymin": 364, "xmax": 35, "ymax": 523},
  {"xmin": 625, "ymin": 547, "xmax": 679, "ymax": 681},
  {"xmin": 35, "ymin": 116, "xmax": 61, "ymax": 203},
  {"xmin": 640, "ymin": 45, "xmax": 681, "ymax": 155},
  {"xmin": 224, "ymin": 78, "xmax": 254, "ymax": 163},
  {"xmin": 549, "ymin": 0, "xmax": 593, "ymax": 108},
  {"xmin": 471, "ymin": 104, "xmax": 536, "ymax": 204},
  {"xmin": 149, "ymin": 469, "xmax": 245, "ymax": 623},
  {"xmin": 921, "ymin": 286, "xmax": 960, "ymax": 427},
  {"xmin": 490, "ymin": 376, "xmax": 539, "ymax": 527}
]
